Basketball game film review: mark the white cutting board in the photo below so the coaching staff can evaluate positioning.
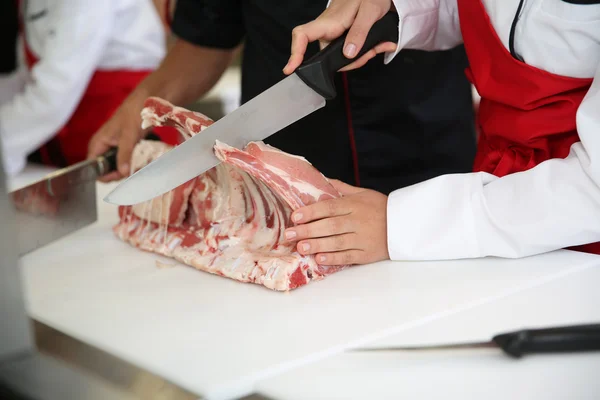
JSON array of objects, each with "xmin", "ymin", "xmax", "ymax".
[
  {"xmin": 255, "ymin": 262, "xmax": 600, "ymax": 400},
  {"xmin": 18, "ymin": 181, "xmax": 600, "ymax": 400}
]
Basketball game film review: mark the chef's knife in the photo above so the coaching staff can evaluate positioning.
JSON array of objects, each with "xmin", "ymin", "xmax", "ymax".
[
  {"xmin": 11, "ymin": 134, "xmax": 161, "ymax": 256},
  {"xmin": 352, "ymin": 324, "xmax": 600, "ymax": 358},
  {"xmin": 103, "ymin": 12, "xmax": 400, "ymax": 206}
]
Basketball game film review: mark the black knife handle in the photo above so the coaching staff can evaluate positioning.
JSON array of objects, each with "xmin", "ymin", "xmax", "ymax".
[
  {"xmin": 101, "ymin": 147, "xmax": 118, "ymax": 174},
  {"xmin": 100, "ymin": 132, "xmax": 162, "ymax": 175},
  {"xmin": 492, "ymin": 324, "xmax": 600, "ymax": 358},
  {"xmin": 295, "ymin": 11, "xmax": 399, "ymax": 100}
]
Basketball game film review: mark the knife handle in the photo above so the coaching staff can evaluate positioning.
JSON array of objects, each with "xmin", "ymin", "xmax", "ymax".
[
  {"xmin": 296, "ymin": 11, "xmax": 399, "ymax": 100},
  {"xmin": 99, "ymin": 132, "xmax": 162, "ymax": 175},
  {"xmin": 492, "ymin": 324, "xmax": 600, "ymax": 358}
]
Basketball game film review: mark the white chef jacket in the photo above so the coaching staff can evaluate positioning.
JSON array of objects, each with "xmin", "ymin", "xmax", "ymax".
[
  {"xmin": 0, "ymin": 0, "xmax": 166, "ymax": 177},
  {"xmin": 379, "ymin": 0, "xmax": 600, "ymax": 260}
]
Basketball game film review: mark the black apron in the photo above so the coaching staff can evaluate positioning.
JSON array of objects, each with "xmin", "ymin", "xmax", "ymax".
[{"xmin": 173, "ymin": 0, "xmax": 476, "ymax": 194}]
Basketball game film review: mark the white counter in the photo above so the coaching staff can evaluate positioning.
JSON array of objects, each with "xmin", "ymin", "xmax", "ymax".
[
  {"xmin": 9, "ymin": 166, "xmax": 600, "ymax": 400},
  {"xmin": 256, "ymin": 261, "xmax": 600, "ymax": 400}
]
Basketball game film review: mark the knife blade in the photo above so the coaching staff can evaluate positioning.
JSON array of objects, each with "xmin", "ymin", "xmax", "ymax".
[
  {"xmin": 103, "ymin": 12, "xmax": 400, "ymax": 206},
  {"xmin": 351, "ymin": 323, "xmax": 600, "ymax": 358},
  {"xmin": 11, "ymin": 134, "xmax": 161, "ymax": 256}
]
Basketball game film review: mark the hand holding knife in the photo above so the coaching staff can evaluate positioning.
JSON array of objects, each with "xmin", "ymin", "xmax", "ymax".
[
  {"xmin": 103, "ymin": 12, "xmax": 400, "ymax": 206},
  {"xmin": 353, "ymin": 323, "xmax": 600, "ymax": 358},
  {"xmin": 11, "ymin": 133, "xmax": 162, "ymax": 256}
]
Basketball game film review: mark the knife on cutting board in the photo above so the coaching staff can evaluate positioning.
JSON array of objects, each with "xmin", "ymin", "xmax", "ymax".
[
  {"xmin": 10, "ymin": 134, "xmax": 161, "ymax": 256},
  {"xmin": 351, "ymin": 323, "xmax": 600, "ymax": 358},
  {"xmin": 103, "ymin": 12, "xmax": 400, "ymax": 206}
]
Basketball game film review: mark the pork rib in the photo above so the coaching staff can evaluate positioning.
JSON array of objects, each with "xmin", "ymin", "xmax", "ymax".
[{"xmin": 114, "ymin": 97, "xmax": 346, "ymax": 291}]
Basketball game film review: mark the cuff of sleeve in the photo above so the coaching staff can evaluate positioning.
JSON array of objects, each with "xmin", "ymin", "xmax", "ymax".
[
  {"xmin": 386, "ymin": 174, "xmax": 483, "ymax": 261},
  {"xmin": 326, "ymin": 0, "xmax": 436, "ymax": 63},
  {"xmin": 382, "ymin": 17, "xmax": 402, "ymax": 64},
  {"xmin": 383, "ymin": 0, "xmax": 442, "ymax": 63}
]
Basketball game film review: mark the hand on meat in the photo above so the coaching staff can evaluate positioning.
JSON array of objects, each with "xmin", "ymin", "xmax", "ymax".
[
  {"xmin": 115, "ymin": 97, "xmax": 351, "ymax": 291},
  {"xmin": 283, "ymin": 0, "xmax": 396, "ymax": 75},
  {"xmin": 284, "ymin": 180, "xmax": 390, "ymax": 266}
]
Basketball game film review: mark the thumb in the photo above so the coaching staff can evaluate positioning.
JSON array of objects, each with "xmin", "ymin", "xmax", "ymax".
[
  {"xmin": 343, "ymin": 2, "xmax": 390, "ymax": 58},
  {"xmin": 329, "ymin": 179, "xmax": 363, "ymax": 196}
]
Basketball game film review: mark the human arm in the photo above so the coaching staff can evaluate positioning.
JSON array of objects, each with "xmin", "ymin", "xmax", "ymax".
[
  {"xmin": 383, "ymin": 63, "xmax": 600, "ymax": 260},
  {"xmin": 88, "ymin": 40, "xmax": 235, "ymax": 180},
  {"xmin": 88, "ymin": 0, "xmax": 242, "ymax": 180},
  {"xmin": 284, "ymin": 0, "xmax": 463, "ymax": 74},
  {"xmin": 284, "ymin": 64, "xmax": 600, "ymax": 264}
]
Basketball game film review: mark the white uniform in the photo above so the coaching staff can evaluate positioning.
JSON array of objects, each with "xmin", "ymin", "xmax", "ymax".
[
  {"xmin": 382, "ymin": 0, "xmax": 600, "ymax": 259},
  {"xmin": 0, "ymin": 0, "xmax": 166, "ymax": 176}
]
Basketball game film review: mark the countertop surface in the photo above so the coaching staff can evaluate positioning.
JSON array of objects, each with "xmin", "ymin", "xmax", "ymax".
[
  {"xmin": 256, "ymin": 261, "xmax": 600, "ymax": 400},
  {"xmin": 9, "ymin": 166, "xmax": 600, "ymax": 400}
]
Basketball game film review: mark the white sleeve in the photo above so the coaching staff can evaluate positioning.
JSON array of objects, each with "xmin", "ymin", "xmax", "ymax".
[
  {"xmin": 0, "ymin": 0, "xmax": 113, "ymax": 176},
  {"xmin": 324, "ymin": 0, "xmax": 462, "ymax": 64},
  {"xmin": 386, "ymin": 63, "xmax": 600, "ymax": 260},
  {"xmin": 383, "ymin": 0, "xmax": 463, "ymax": 63}
]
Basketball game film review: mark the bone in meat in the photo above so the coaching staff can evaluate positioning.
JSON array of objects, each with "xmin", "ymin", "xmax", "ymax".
[{"xmin": 113, "ymin": 97, "xmax": 347, "ymax": 291}]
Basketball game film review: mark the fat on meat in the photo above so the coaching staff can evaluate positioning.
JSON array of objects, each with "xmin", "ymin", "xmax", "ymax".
[{"xmin": 113, "ymin": 97, "xmax": 347, "ymax": 291}]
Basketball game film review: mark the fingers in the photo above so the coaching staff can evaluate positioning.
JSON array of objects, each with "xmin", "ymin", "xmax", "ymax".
[
  {"xmin": 316, "ymin": 250, "xmax": 366, "ymax": 266},
  {"xmin": 343, "ymin": 1, "xmax": 390, "ymax": 59},
  {"xmin": 339, "ymin": 41, "xmax": 397, "ymax": 72},
  {"xmin": 329, "ymin": 179, "xmax": 363, "ymax": 196},
  {"xmin": 375, "ymin": 41, "xmax": 398, "ymax": 54},
  {"xmin": 116, "ymin": 127, "xmax": 143, "ymax": 177},
  {"xmin": 296, "ymin": 232, "xmax": 358, "ymax": 256},
  {"xmin": 284, "ymin": 18, "xmax": 348, "ymax": 74},
  {"xmin": 285, "ymin": 0, "xmax": 397, "ymax": 73},
  {"xmin": 290, "ymin": 197, "xmax": 351, "ymax": 225},
  {"xmin": 88, "ymin": 128, "xmax": 124, "ymax": 182},
  {"xmin": 318, "ymin": 39, "xmax": 330, "ymax": 51},
  {"xmin": 284, "ymin": 24, "xmax": 310, "ymax": 74},
  {"xmin": 87, "ymin": 131, "xmax": 117, "ymax": 160},
  {"xmin": 98, "ymin": 171, "xmax": 122, "ymax": 183},
  {"xmin": 285, "ymin": 215, "xmax": 353, "ymax": 242}
]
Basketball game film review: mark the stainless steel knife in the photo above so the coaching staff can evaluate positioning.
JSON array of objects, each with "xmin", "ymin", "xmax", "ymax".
[
  {"xmin": 11, "ymin": 150, "xmax": 115, "ymax": 256},
  {"xmin": 351, "ymin": 323, "xmax": 600, "ymax": 358},
  {"xmin": 103, "ymin": 12, "xmax": 400, "ymax": 206},
  {"xmin": 11, "ymin": 134, "xmax": 161, "ymax": 256}
]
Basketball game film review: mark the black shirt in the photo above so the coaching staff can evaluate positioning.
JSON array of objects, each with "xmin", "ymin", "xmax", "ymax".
[
  {"xmin": 0, "ymin": 0, "xmax": 19, "ymax": 74},
  {"xmin": 172, "ymin": 0, "xmax": 476, "ymax": 194}
]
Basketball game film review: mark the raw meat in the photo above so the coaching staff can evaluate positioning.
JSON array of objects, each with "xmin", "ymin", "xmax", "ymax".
[{"xmin": 114, "ymin": 97, "xmax": 347, "ymax": 291}]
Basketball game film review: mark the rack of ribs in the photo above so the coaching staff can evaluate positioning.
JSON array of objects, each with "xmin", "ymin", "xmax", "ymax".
[{"xmin": 113, "ymin": 97, "xmax": 348, "ymax": 291}]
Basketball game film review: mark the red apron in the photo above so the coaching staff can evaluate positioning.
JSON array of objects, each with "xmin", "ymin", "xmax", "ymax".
[
  {"xmin": 457, "ymin": 0, "xmax": 600, "ymax": 255},
  {"xmin": 20, "ymin": 9, "xmax": 179, "ymax": 167}
]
